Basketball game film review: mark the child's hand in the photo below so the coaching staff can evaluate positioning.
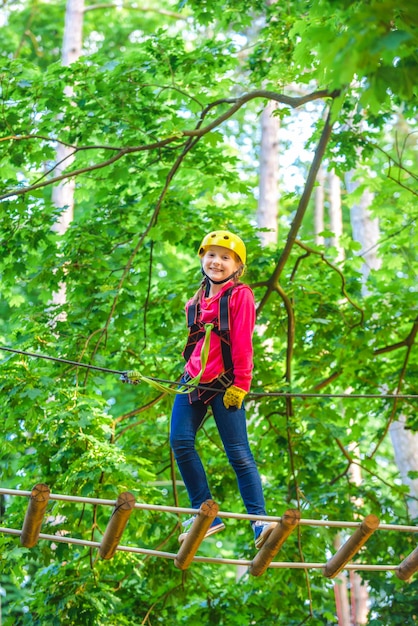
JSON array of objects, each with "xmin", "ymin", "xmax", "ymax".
[{"xmin": 223, "ymin": 385, "xmax": 247, "ymax": 409}]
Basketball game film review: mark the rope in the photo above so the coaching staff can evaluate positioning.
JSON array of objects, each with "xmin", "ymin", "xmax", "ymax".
[
  {"xmin": 1, "ymin": 488, "xmax": 417, "ymax": 533},
  {"xmin": 1, "ymin": 489, "xmax": 415, "ymax": 573},
  {"xmin": 1, "ymin": 346, "xmax": 416, "ymax": 400},
  {"xmin": 0, "ymin": 527, "xmax": 399, "ymax": 571},
  {"xmin": 120, "ymin": 323, "xmax": 214, "ymax": 395},
  {"xmin": 0, "ymin": 343, "xmax": 213, "ymax": 395}
]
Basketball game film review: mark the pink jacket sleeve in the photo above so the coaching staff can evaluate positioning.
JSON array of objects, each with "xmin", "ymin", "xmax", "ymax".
[{"xmin": 229, "ymin": 284, "xmax": 256, "ymax": 392}]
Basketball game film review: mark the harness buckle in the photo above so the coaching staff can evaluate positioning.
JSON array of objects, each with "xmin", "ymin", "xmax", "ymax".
[
  {"xmin": 217, "ymin": 371, "xmax": 234, "ymax": 388},
  {"xmin": 183, "ymin": 371, "xmax": 192, "ymax": 383}
]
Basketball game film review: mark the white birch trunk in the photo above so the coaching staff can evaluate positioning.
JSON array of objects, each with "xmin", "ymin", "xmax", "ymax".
[
  {"xmin": 314, "ymin": 164, "xmax": 325, "ymax": 246},
  {"xmin": 345, "ymin": 170, "xmax": 380, "ymax": 293},
  {"xmin": 344, "ymin": 443, "xmax": 370, "ymax": 625},
  {"xmin": 257, "ymin": 100, "xmax": 279, "ymax": 246},
  {"xmin": 333, "ymin": 534, "xmax": 351, "ymax": 626},
  {"xmin": 389, "ymin": 415, "xmax": 418, "ymax": 520},
  {"xmin": 51, "ymin": 0, "xmax": 84, "ymax": 314},
  {"xmin": 328, "ymin": 168, "xmax": 344, "ymax": 261}
]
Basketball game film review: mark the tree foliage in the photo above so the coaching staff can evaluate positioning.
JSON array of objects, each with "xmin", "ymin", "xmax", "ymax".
[{"xmin": 0, "ymin": 1, "xmax": 417, "ymax": 624}]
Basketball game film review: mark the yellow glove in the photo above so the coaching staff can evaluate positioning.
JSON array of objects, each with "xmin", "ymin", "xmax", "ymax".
[{"xmin": 223, "ymin": 385, "xmax": 247, "ymax": 409}]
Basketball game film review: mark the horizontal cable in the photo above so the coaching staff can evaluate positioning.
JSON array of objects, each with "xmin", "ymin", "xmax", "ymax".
[
  {"xmin": 249, "ymin": 392, "xmax": 418, "ymax": 399},
  {"xmin": 0, "ymin": 527, "xmax": 399, "ymax": 571},
  {"xmin": 1, "ymin": 488, "xmax": 417, "ymax": 533},
  {"xmin": 1, "ymin": 346, "xmax": 416, "ymax": 400}
]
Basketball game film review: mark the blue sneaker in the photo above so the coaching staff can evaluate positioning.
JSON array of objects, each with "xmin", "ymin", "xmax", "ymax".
[
  {"xmin": 179, "ymin": 516, "xmax": 225, "ymax": 544},
  {"xmin": 252, "ymin": 520, "xmax": 277, "ymax": 549}
]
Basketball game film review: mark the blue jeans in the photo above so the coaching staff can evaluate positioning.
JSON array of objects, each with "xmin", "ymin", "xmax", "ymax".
[{"xmin": 170, "ymin": 390, "xmax": 266, "ymax": 519}]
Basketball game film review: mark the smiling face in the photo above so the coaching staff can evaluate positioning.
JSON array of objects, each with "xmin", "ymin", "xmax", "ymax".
[{"xmin": 201, "ymin": 245, "xmax": 241, "ymax": 283}]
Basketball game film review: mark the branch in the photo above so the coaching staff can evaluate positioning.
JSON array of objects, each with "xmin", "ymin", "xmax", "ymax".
[
  {"xmin": 386, "ymin": 174, "xmax": 418, "ymax": 198},
  {"xmin": 170, "ymin": 448, "xmax": 180, "ymax": 510},
  {"xmin": 190, "ymin": 88, "xmax": 338, "ymax": 137},
  {"xmin": 139, "ymin": 581, "xmax": 186, "ymax": 625},
  {"xmin": 13, "ymin": 4, "xmax": 36, "ymax": 59},
  {"xmin": 114, "ymin": 394, "xmax": 166, "ymax": 426},
  {"xmin": 347, "ymin": 131, "xmax": 418, "ymax": 198},
  {"xmin": 0, "ymin": 133, "xmax": 82, "ymax": 148},
  {"xmin": 312, "ymin": 317, "xmax": 417, "ymax": 393},
  {"xmin": 313, "ymin": 370, "xmax": 343, "ymax": 391},
  {"xmin": 84, "ymin": 3, "xmax": 186, "ymax": 19},
  {"xmin": 293, "ymin": 239, "xmax": 365, "ymax": 327},
  {"xmin": 368, "ymin": 135, "xmax": 418, "ymax": 184},
  {"xmin": 369, "ymin": 319, "xmax": 417, "ymax": 458},
  {"xmin": 85, "ymin": 134, "xmax": 201, "ymax": 371},
  {"xmin": 275, "ymin": 283, "xmax": 295, "ymax": 383},
  {"xmin": 0, "ymin": 139, "xmax": 176, "ymax": 201},
  {"xmin": 83, "ymin": 91, "xmax": 337, "ymax": 367},
  {"xmin": 142, "ymin": 240, "xmax": 154, "ymax": 350},
  {"xmin": 257, "ymin": 103, "xmax": 336, "ymax": 314},
  {"xmin": 0, "ymin": 88, "xmax": 337, "ymax": 201},
  {"xmin": 359, "ymin": 214, "xmax": 417, "ymax": 259},
  {"xmin": 374, "ymin": 317, "xmax": 418, "ymax": 355}
]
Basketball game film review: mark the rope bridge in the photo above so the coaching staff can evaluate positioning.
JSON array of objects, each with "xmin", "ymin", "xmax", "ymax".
[
  {"xmin": 1, "ymin": 347, "xmax": 417, "ymax": 577},
  {"xmin": 1, "ymin": 486, "xmax": 417, "ymax": 579}
]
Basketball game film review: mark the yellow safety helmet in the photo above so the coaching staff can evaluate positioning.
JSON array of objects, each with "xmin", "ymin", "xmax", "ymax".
[{"xmin": 198, "ymin": 230, "xmax": 246, "ymax": 265}]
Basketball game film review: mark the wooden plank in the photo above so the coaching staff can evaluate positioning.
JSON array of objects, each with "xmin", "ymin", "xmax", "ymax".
[
  {"xmin": 174, "ymin": 499, "xmax": 219, "ymax": 570},
  {"xmin": 323, "ymin": 514, "xmax": 380, "ymax": 578},
  {"xmin": 99, "ymin": 492, "xmax": 136, "ymax": 560},
  {"xmin": 395, "ymin": 546, "xmax": 418, "ymax": 581},
  {"xmin": 20, "ymin": 483, "xmax": 50, "ymax": 548},
  {"xmin": 249, "ymin": 509, "xmax": 300, "ymax": 577}
]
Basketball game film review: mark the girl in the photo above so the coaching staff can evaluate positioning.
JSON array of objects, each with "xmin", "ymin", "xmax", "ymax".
[{"xmin": 170, "ymin": 230, "xmax": 276, "ymax": 549}]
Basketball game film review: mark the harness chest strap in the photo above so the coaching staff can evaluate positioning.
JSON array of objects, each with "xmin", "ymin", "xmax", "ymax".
[{"xmin": 184, "ymin": 287, "xmax": 234, "ymax": 375}]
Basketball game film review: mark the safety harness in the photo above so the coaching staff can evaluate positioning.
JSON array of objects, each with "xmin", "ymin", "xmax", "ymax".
[{"xmin": 183, "ymin": 285, "xmax": 235, "ymax": 403}]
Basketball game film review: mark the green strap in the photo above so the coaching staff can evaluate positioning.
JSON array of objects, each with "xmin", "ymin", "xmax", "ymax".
[{"xmin": 127, "ymin": 323, "xmax": 214, "ymax": 395}]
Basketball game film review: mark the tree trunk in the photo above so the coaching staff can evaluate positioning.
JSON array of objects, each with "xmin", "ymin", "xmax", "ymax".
[
  {"xmin": 257, "ymin": 100, "xmax": 279, "ymax": 246},
  {"xmin": 328, "ymin": 168, "xmax": 344, "ymax": 261},
  {"xmin": 333, "ymin": 534, "xmax": 351, "ymax": 626},
  {"xmin": 51, "ymin": 0, "xmax": 84, "ymax": 313},
  {"xmin": 314, "ymin": 164, "xmax": 325, "ymax": 246},
  {"xmin": 345, "ymin": 170, "xmax": 380, "ymax": 293},
  {"xmin": 389, "ymin": 415, "xmax": 418, "ymax": 520}
]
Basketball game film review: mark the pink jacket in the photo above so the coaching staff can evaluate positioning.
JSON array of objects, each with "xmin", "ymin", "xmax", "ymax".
[{"xmin": 184, "ymin": 281, "xmax": 256, "ymax": 392}]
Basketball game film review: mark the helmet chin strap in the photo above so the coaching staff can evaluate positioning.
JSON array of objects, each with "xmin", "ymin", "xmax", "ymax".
[{"xmin": 201, "ymin": 269, "xmax": 239, "ymax": 297}]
